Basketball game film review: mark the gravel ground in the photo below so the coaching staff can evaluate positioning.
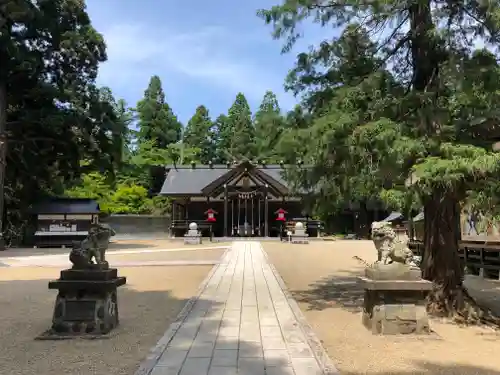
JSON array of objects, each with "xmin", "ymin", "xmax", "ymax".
[
  {"xmin": 263, "ymin": 240, "xmax": 500, "ymax": 375},
  {"xmin": 106, "ymin": 248, "xmax": 225, "ymax": 263},
  {"xmin": 0, "ymin": 240, "xmax": 231, "ymax": 258},
  {"xmin": 0, "ymin": 264, "xmax": 213, "ymax": 375}
]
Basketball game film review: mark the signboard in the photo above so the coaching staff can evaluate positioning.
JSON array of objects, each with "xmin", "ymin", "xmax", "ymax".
[{"xmin": 49, "ymin": 223, "xmax": 77, "ymax": 232}]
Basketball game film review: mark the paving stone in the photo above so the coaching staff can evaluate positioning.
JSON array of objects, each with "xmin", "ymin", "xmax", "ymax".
[
  {"xmin": 265, "ymin": 366, "xmax": 296, "ymax": 375},
  {"xmin": 156, "ymin": 349, "xmax": 188, "ymax": 367},
  {"xmin": 187, "ymin": 340, "xmax": 215, "ymax": 357},
  {"xmin": 219, "ymin": 326, "xmax": 240, "ymax": 337},
  {"xmin": 291, "ymin": 357, "xmax": 323, "ymax": 375},
  {"xmin": 261, "ymin": 325, "xmax": 283, "ymax": 338},
  {"xmin": 207, "ymin": 366, "xmax": 238, "ymax": 375},
  {"xmin": 215, "ymin": 336, "xmax": 239, "ymax": 350},
  {"xmin": 262, "ymin": 337, "xmax": 287, "ymax": 350},
  {"xmin": 146, "ymin": 241, "xmax": 329, "ymax": 375},
  {"xmin": 178, "ymin": 357, "xmax": 211, "ymax": 375},
  {"xmin": 150, "ymin": 366, "xmax": 182, "ymax": 375},
  {"xmin": 238, "ymin": 357, "xmax": 265, "ymax": 375},
  {"xmin": 264, "ymin": 349, "xmax": 292, "ymax": 367},
  {"xmin": 211, "ymin": 349, "xmax": 238, "ymax": 366},
  {"xmin": 239, "ymin": 340, "xmax": 264, "ymax": 357}
]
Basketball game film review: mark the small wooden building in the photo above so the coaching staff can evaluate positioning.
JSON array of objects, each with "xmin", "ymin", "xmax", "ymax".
[{"xmin": 29, "ymin": 198, "xmax": 100, "ymax": 248}]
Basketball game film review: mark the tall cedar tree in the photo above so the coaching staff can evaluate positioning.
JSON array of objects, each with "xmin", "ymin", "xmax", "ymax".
[
  {"xmin": 98, "ymin": 87, "xmax": 131, "ymax": 171},
  {"xmin": 213, "ymin": 114, "xmax": 231, "ymax": 163},
  {"xmin": 0, "ymin": 0, "xmax": 118, "ymax": 238},
  {"xmin": 227, "ymin": 93, "xmax": 255, "ymax": 161},
  {"xmin": 183, "ymin": 105, "xmax": 215, "ymax": 164},
  {"xmin": 254, "ymin": 91, "xmax": 284, "ymax": 161},
  {"xmin": 276, "ymin": 105, "xmax": 312, "ymax": 164},
  {"xmin": 136, "ymin": 75, "xmax": 182, "ymax": 149},
  {"xmin": 260, "ymin": 1, "xmax": 500, "ymax": 319}
]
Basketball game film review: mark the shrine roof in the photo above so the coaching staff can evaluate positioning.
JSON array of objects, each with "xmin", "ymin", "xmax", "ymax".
[
  {"xmin": 29, "ymin": 198, "xmax": 100, "ymax": 214},
  {"xmin": 159, "ymin": 162, "xmax": 291, "ymax": 196}
]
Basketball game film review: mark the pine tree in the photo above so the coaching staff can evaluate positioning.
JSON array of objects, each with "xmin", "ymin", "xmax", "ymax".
[
  {"xmin": 183, "ymin": 105, "xmax": 215, "ymax": 164},
  {"xmin": 227, "ymin": 93, "xmax": 255, "ymax": 160},
  {"xmin": 136, "ymin": 75, "xmax": 182, "ymax": 149}
]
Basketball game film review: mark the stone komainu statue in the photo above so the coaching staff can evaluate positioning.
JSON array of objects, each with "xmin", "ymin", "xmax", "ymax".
[
  {"xmin": 69, "ymin": 224, "xmax": 115, "ymax": 269},
  {"xmin": 371, "ymin": 221, "xmax": 416, "ymax": 266}
]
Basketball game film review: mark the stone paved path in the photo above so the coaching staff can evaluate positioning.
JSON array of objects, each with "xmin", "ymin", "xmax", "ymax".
[{"xmin": 143, "ymin": 241, "xmax": 332, "ymax": 375}]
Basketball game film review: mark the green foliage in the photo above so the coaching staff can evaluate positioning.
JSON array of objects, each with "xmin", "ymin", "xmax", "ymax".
[
  {"xmin": 257, "ymin": 0, "xmax": 500, "ymax": 310},
  {"xmin": 227, "ymin": 93, "xmax": 255, "ymax": 160},
  {"xmin": 183, "ymin": 106, "xmax": 216, "ymax": 164},
  {"xmin": 213, "ymin": 114, "xmax": 232, "ymax": 163},
  {"xmin": 65, "ymin": 172, "xmax": 169, "ymax": 215},
  {"xmin": 136, "ymin": 75, "xmax": 182, "ymax": 148},
  {"xmin": 254, "ymin": 91, "xmax": 285, "ymax": 161},
  {"xmin": 1, "ymin": 0, "xmax": 123, "ymax": 238},
  {"xmin": 104, "ymin": 184, "xmax": 151, "ymax": 214}
]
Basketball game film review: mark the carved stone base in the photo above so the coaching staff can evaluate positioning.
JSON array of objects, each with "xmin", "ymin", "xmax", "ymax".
[
  {"xmin": 291, "ymin": 234, "xmax": 309, "ymax": 244},
  {"xmin": 358, "ymin": 276, "xmax": 432, "ymax": 335},
  {"xmin": 184, "ymin": 235, "xmax": 202, "ymax": 245},
  {"xmin": 36, "ymin": 268, "xmax": 126, "ymax": 340},
  {"xmin": 365, "ymin": 262, "xmax": 422, "ymax": 280}
]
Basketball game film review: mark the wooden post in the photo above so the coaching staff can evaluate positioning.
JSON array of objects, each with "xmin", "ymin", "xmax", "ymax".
[
  {"xmin": 224, "ymin": 184, "xmax": 228, "ymax": 237},
  {"xmin": 171, "ymin": 201, "xmax": 176, "ymax": 238},
  {"xmin": 264, "ymin": 184, "xmax": 269, "ymax": 237}
]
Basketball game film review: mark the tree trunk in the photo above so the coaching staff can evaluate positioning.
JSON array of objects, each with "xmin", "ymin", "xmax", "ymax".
[
  {"xmin": 0, "ymin": 80, "xmax": 7, "ymax": 250},
  {"xmin": 421, "ymin": 190, "xmax": 465, "ymax": 316}
]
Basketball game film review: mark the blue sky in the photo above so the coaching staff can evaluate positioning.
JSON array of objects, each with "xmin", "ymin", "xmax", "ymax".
[{"xmin": 86, "ymin": 0, "xmax": 330, "ymax": 124}]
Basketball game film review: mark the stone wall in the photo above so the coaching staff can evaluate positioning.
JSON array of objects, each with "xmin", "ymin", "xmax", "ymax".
[{"xmin": 102, "ymin": 215, "xmax": 171, "ymax": 236}]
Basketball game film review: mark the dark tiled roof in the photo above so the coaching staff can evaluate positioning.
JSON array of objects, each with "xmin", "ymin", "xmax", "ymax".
[
  {"xmin": 29, "ymin": 198, "xmax": 100, "ymax": 214},
  {"xmin": 161, "ymin": 168, "xmax": 229, "ymax": 195},
  {"xmin": 160, "ymin": 164, "xmax": 291, "ymax": 195},
  {"xmin": 382, "ymin": 211, "xmax": 404, "ymax": 222},
  {"xmin": 260, "ymin": 168, "xmax": 287, "ymax": 187}
]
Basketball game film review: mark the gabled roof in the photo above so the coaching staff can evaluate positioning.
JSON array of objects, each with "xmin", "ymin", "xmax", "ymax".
[
  {"xmin": 29, "ymin": 198, "xmax": 100, "ymax": 214},
  {"xmin": 159, "ymin": 162, "xmax": 293, "ymax": 196},
  {"xmin": 201, "ymin": 161, "xmax": 289, "ymax": 197}
]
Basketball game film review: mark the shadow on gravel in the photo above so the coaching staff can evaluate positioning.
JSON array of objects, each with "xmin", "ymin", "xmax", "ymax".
[
  {"xmin": 291, "ymin": 270, "xmax": 364, "ymax": 313},
  {"xmin": 0, "ymin": 275, "xmax": 292, "ymax": 375},
  {"xmin": 343, "ymin": 361, "xmax": 500, "ymax": 375}
]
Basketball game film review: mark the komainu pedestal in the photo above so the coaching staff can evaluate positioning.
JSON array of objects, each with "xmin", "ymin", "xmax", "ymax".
[
  {"xmin": 37, "ymin": 225, "xmax": 126, "ymax": 339},
  {"xmin": 44, "ymin": 268, "xmax": 126, "ymax": 337},
  {"xmin": 359, "ymin": 221, "xmax": 433, "ymax": 335},
  {"xmin": 358, "ymin": 266, "xmax": 433, "ymax": 335}
]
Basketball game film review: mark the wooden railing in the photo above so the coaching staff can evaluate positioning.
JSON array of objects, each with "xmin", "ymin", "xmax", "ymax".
[{"xmin": 409, "ymin": 240, "xmax": 500, "ymax": 280}]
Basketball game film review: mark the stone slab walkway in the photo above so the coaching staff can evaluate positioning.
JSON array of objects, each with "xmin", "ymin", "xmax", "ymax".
[{"xmin": 138, "ymin": 241, "xmax": 337, "ymax": 375}]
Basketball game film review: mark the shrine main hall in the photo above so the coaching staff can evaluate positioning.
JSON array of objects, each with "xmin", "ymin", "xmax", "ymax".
[{"xmin": 159, "ymin": 161, "xmax": 321, "ymax": 238}]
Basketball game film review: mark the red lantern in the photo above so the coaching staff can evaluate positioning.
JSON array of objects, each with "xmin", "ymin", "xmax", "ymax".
[
  {"xmin": 275, "ymin": 208, "xmax": 287, "ymax": 222},
  {"xmin": 205, "ymin": 208, "xmax": 217, "ymax": 222}
]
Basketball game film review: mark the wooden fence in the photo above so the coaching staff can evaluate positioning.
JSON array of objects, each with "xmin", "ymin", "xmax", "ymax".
[{"xmin": 409, "ymin": 240, "xmax": 500, "ymax": 280}]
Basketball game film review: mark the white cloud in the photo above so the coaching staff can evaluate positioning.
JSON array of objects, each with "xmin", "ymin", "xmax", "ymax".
[{"xmin": 97, "ymin": 23, "xmax": 295, "ymax": 107}]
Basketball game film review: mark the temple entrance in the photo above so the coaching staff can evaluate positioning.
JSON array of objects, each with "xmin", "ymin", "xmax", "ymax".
[{"xmin": 229, "ymin": 190, "xmax": 264, "ymax": 237}]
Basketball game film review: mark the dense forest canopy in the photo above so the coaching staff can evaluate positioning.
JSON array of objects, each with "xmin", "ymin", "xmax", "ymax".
[
  {"xmin": 258, "ymin": 0, "xmax": 500, "ymax": 319},
  {"xmin": 3, "ymin": 0, "xmax": 500, "ymax": 320}
]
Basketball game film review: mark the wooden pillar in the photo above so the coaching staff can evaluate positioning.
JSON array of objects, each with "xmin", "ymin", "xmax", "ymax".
[
  {"xmin": 171, "ymin": 201, "xmax": 176, "ymax": 237},
  {"xmin": 224, "ymin": 184, "xmax": 228, "ymax": 237},
  {"xmin": 264, "ymin": 184, "xmax": 269, "ymax": 237}
]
